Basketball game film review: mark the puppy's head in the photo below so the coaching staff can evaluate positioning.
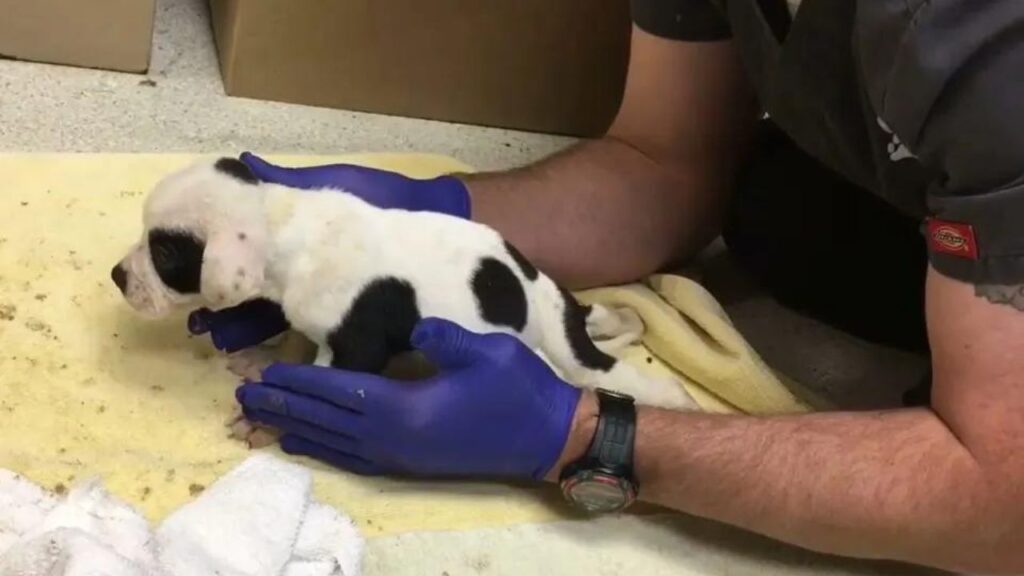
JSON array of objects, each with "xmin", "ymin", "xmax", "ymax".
[{"xmin": 111, "ymin": 157, "xmax": 269, "ymax": 318}]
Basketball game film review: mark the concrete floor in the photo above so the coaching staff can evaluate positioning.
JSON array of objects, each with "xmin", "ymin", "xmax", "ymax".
[
  {"xmin": 0, "ymin": 0, "xmax": 571, "ymax": 169},
  {"xmin": 0, "ymin": 0, "xmax": 934, "ymax": 574}
]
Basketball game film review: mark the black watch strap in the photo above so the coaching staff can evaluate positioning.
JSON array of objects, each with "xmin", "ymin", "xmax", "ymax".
[
  {"xmin": 585, "ymin": 389, "xmax": 637, "ymax": 475},
  {"xmin": 559, "ymin": 388, "xmax": 638, "ymax": 491}
]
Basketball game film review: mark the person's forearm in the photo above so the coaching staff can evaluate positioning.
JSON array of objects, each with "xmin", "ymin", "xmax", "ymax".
[
  {"xmin": 462, "ymin": 136, "xmax": 734, "ymax": 289},
  {"xmin": 553, "ymin": 393, "xmax": 1021, "ymax": 574}
]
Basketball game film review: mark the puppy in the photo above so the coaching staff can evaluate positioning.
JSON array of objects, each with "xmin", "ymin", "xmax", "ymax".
[{"xmin": 112, "ymin": 158, "xmax": 700, "ymax": 442}]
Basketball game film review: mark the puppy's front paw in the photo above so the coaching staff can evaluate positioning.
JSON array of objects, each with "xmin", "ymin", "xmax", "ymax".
[
  {"xmin": 225, "ymin": 408, "xmax": 281, "ymax": 449},
  {"xmin": 226, "ymin": 347, "xmax": 277, "ymax": 381}
]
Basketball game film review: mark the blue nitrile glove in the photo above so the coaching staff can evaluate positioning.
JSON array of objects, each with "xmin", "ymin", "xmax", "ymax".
[
  {"xmin": 239, "ymin": 152, "xmax": 472, "ymax": 218},
  {"xmin": 235, "ymin": 318, "xmax": 582, "ymax": 479},
  {"xmin": 188, "ymin": 299, "xmax": 289, "ymax": 353}
]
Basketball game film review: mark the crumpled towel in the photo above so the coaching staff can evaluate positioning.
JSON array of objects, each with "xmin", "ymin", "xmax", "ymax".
[
  {"xmin": 0, "ymin": 453, "xmax": 363, "ymax": 576},
  {"xmin": 576, "ymin": 274, "xmax": 826, "ymax": 415}
]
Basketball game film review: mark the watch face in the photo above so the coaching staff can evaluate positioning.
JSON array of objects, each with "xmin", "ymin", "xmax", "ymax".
[{"xmin": 564, "ymin": 473, "xmax": 635, "ymax": 513}]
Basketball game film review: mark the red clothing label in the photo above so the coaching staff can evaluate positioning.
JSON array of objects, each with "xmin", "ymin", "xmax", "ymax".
[{"xmin": 926, "ymin": 219, "xmax": 979, "ymax": 260}]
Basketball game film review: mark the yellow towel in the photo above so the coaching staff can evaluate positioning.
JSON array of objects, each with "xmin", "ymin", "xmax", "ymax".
[
  {"xmin": 576, "ymin": 276, "xmax": 822, "ymax": 414},
  {"xmin": 0, "ymin": 153, "xmax": 817, "ymax": 538}
]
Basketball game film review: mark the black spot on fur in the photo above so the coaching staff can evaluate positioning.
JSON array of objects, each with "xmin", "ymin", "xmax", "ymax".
[
  {"xmin": 558, "ymin": 286, "xmax": 615, "ymax": 371},
  {"xmin": 472, "ymin": 257, "xmax": 528, "ymax": 331},
  {"xmin": 148, "ymin": 228, "xmax": 204, "ymax": 294},
  {"xmin": 503, "ymin": 240, "xmax": 538, "ymax": 281},
  {"xmin": 328, "ymin": 278, "xmax": 421, "ymax": 373},
  {"xmin": 215, "ymin": 157, "xmax": 258, "ymax": 184},
  {"xmin": 238, "ymin": 232, "xmax": 247, "ymax": 241}
]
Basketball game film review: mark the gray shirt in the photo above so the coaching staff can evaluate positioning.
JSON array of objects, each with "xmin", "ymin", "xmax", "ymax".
[{"xmin": 632, "ymin": 0, "xmax": 1024, "ymax": 286}]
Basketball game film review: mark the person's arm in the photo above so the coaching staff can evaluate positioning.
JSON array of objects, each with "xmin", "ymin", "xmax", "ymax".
[
  {"xmin": 550, "ymin": 267, "xmax": 1024, "ymax": 574},
  {"xmin": 465, "ymin": 25, "xmax": 757, "ymax": 288},
  {"xmin": 551, "ymin": 6, "xmax": 1024, "ymax": 569}
]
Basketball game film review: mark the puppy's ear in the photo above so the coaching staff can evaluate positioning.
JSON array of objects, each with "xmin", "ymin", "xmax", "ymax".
[
  {"xmin": 200, "ymin": 227, "xmax": 265, "ymax": 308},
  {"xmin": 214, "ymin": 157, "xmax": 259, "ymax": 184}
]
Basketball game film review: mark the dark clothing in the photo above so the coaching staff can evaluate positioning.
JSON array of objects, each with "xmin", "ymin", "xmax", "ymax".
[
  {"xmin": 632, "ymin": 0, "xmax": 1024, "ymax": 287},
  {"xmin": 724, "ymin": 121, "xmax": 930, "ymax": 355},
  {"xmin": 723, "ymin": 120, "xmax": 933, "ymax": 406}
]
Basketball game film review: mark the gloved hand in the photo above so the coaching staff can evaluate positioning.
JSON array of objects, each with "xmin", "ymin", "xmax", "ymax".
[
  {"xmin": 239, "ymin": 152, "xmax": 472, "ymax": 218},
  {"xmin": 235, "ymin": 318, "xmax": 582, "ymax": 480},
  {"xmin": 188, "ymin": 299, "xmax": 289, "ymax": 353}
]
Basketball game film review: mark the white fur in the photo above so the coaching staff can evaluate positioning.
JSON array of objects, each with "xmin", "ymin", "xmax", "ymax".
[{"xmin": 114, "ymin": 159, "xmax": 699, "ymax": 410}]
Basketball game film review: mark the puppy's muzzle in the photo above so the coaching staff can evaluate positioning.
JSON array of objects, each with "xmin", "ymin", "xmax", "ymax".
[{"xmin": 111, "ymin": 263, "xmax": 129, "ymax": 295}]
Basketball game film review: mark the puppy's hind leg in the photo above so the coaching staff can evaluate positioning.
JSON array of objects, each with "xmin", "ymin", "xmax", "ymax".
[
  {"xmin": 314, "ymin": 344, "xmax": 333, "ymax": 367},
  {"xmin": 533, "ymin": 278, "xmax": 700, "ymax": 411},
  {"xmin": 585, "ymin": 303, "xmax": 645, "ymax": 355}
]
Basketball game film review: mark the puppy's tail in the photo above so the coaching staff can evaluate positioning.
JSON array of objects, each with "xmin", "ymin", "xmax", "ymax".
[{"xmin": 531, "ymin": 277, "xmax": 700, "ymax": 411}]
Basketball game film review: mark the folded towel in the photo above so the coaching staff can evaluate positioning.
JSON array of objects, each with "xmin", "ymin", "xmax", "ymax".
[{"xmin": 0, "ymin": 454, "xmax": 363, "ymax": 576}]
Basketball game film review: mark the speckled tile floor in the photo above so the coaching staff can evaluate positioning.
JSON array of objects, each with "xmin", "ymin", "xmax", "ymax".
[{"xmin": 0, "ymin": 0, "xmax": 932, "ymax": 573}]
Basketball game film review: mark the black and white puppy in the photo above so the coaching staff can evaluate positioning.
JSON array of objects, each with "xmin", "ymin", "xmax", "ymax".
[{"xmin": 111, "ymin": 158, "xmax": 699, "ymax": 411}]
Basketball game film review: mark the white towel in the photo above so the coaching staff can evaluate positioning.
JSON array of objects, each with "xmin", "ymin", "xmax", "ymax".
[{"xmin": 0, "ymin": 454, "xmax": 363, "ymax": 576}]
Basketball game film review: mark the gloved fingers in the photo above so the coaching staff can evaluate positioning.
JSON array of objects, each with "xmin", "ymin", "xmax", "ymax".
[
  {"xmin": 241, "ymin": 152, "xmax": 389, "ymax": 192},
  {"xmin": 259, "ymin": 362, "xmax": 391, "ymax": 412},
  {"xmin": 236, "ymin": 381, "xmax": 365, "ymax": 436},
  {"xmin": 280, "ymin": 435, "xmax": 382, "ymax": 476},
  {"xmin": 243, "ymin": 408, "xmax": 366, "ymax": 458},
  {"xmin": 410, "ymin": 317, "xmax": 490, "ymax": 370},
  {"xmin": 416, "ymin": 175, "xmax": 472, "ymax": 219},
  {"xmin": 188, "ymin": 299, "xmax": 288, "ymax": 352}
]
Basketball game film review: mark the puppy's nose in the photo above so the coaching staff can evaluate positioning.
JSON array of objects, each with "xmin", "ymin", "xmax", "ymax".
[{"xmin": 111, "ymin": 264, "xmax": 128, "ymax": 295}]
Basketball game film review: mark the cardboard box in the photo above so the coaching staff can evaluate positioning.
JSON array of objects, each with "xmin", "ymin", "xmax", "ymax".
[
  {"xmin": 0, "ymin": 0, "xmax": 155, "ymax": 73},
  {"xmin": 210, "ymin": 1, "xmax": 631, "ymax": 136}
]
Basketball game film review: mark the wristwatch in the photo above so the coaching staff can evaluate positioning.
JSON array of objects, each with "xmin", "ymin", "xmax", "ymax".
[{"xmin": 558, "ymin": 388, "xmax": 638, "ymax": 513}]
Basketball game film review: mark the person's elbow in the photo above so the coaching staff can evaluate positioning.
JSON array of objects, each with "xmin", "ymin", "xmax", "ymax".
[
  {"xmin": 929, "ymin": 405, "xmax": 1024, "ymax": 572},
  {"xmin": 964, "ymin": 480, "xmax": 1024, "ymax": 574}
]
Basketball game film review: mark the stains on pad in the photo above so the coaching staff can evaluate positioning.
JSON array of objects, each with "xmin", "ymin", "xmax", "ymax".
[
  {"xmin": 188, "ymin": 483, "xmax": 205, "ymax": 496},
  {"xmin": 25, "ymin": 318, "xmax": 51, "ymax": 333},
  {"xmin": 472, "ymin": 257, "xmax": 527, "ymax": 331},
  {"xmin": 0, "ymin": 304, "xmax": 15, "ymax": 321}
]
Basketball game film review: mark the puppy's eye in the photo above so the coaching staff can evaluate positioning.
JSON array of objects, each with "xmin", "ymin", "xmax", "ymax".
[{"xmin": 148, "ymin": 229, "xmax": 205, "ymax": 294}]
